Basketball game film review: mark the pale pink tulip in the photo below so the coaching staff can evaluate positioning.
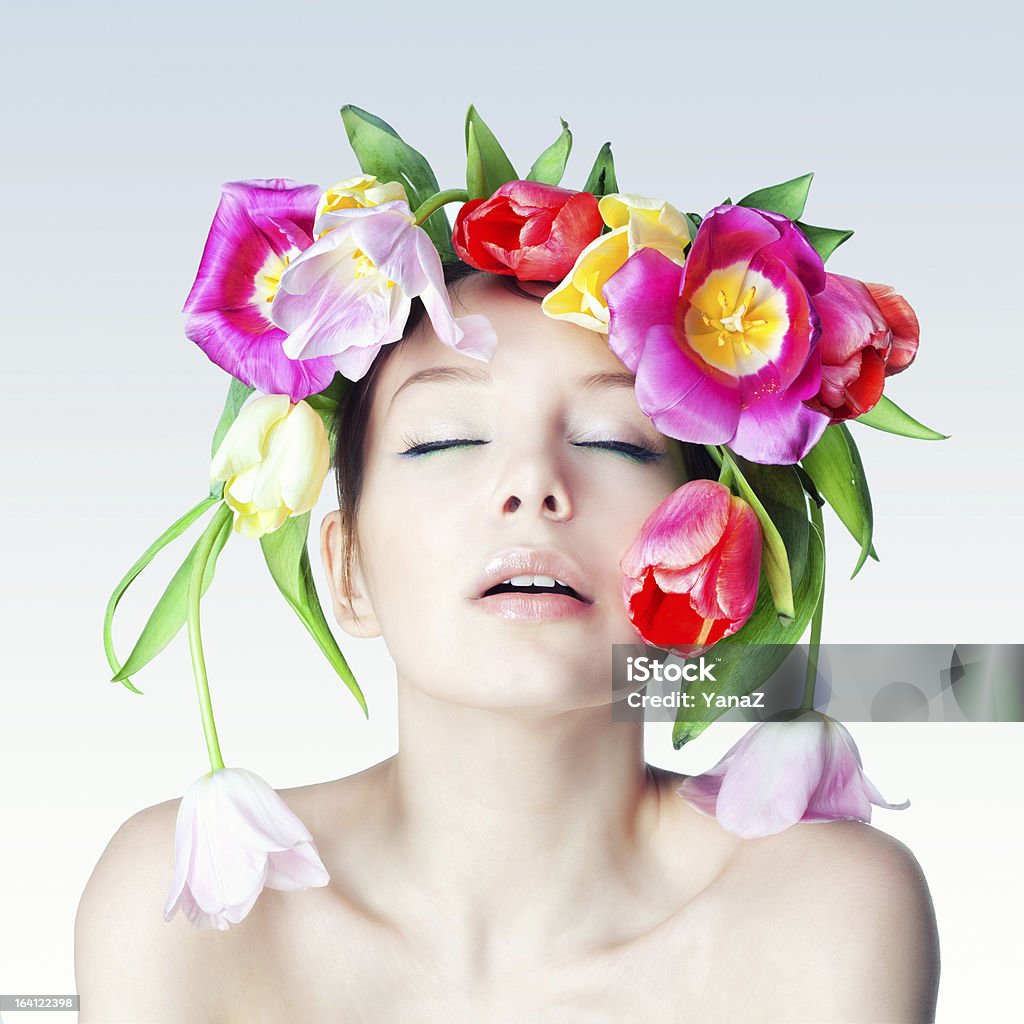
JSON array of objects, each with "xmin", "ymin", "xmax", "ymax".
[
  {"xmin": 164, "ymin": 767, "xmax": 329, "ymax": 931},
  {"xmin": 677, "ymin": 711, "xmax": 909, "ymax": 838}
]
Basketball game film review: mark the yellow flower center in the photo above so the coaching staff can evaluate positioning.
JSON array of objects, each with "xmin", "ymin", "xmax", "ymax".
[
  {"xmin": 683, "ymin": 265, "xmax": 787, "ymax": 377},
  {"xmin": 352, "ymin": 248, "xmax": 396, "ymax": 289},
  {"xmin": 253, "ymin": 250, "xmax": 293, "ymax": 308},
  {"xmin": 700, "ymin": 286, "xmax": 769, "ymax": 356}
]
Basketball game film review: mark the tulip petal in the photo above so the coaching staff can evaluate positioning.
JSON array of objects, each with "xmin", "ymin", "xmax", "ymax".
[
  {"xmin": 729, "ymin": 355, "xmax": 830, "ymax": 464},
  {"xmin": 404, "ymin": 229, "xmax": 498, "ymax": 362},
  {"xmin": 183, "ymin": 179, "xmax": 320, "ymax": 316},
  {"xmin": 696, "ymin": 205, "xmax": 825, "ymax": 297},
  {"xmin": 210, "ymin": 395, "xmax": 291, "ymax": 483},
  {"xmin": 806, "ymin": 719, "xmax": 910, "ymax": 818},
  {"xmin": 715, "ymin": 719, "xmax": 828, "ymax": 837},
  {"xmin": 251, "ymin": 401, "xmax": 328, "ymax": 513},
  {"xmin": 713, "ymin": 500, "xmax": 764, "ymax": 620},
  {"xmin": 864, "ymin": 281, "xmax": 920, "ymax": 374},
  {"xmin": 184, "ymin": 311, "xmax": 337, "ymax": 405},
  {"xmin": 626, "ymin": 570, "xmax": 733, "ymax": 648},
  {"xmin": 163, "ymin": 767, "xmax": 330, "ymax": 930},
  {"xmin": 676, "ymin": 744, "xmax": 744, "ymax": 817},
  {"xmin": 332, "ymin": 342, "xmax": 387, "ymax": 382},
  {"xmin": 265, "ymin": 844, "xmax": 332, "ymax": 891},
  {"xmin": 620, "ymin": 480, "xmax": 732, "ymax": 580},
  {"xmin": 604, "ymin": 248, "xmax": 682, "ymax": 371},
  {"xmin": 515, "ymin": 193, "xmax": 603, "ymax": 280},
  {"xmin": 635, "ymin": 326, "xmax": 740, "ymax": 443}
]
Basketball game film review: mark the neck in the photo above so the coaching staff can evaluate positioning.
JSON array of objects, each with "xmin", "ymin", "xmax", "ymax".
[{"xmin": 373, "ymin": 680, "xmax": 666, "ymax": 971}]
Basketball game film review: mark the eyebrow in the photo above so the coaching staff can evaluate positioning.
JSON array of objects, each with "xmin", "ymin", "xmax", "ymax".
[{"xmin": 387, "ymin": 366, "xmax": 637, "ymax": 413}]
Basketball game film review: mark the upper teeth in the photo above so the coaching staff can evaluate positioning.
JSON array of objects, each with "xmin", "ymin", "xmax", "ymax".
[{"xmin": 501, "ymin": 575, "xmax": 563, "ymax": 587}]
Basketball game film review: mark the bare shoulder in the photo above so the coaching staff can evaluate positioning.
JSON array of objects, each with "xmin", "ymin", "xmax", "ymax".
[
  {"xmin": 649, "ymin": 766, "xmax": 939, "ymax": 1021},
  {"xmin": 731, "ymin": 818, "xmax": 941, "ymax": 1022},
  {"xmin": 75, "ymin": 799, "xmax": 224, "ymax": 1024}
]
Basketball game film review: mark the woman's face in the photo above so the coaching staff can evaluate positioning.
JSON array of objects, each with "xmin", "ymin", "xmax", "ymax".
[{"xmin": 324, "ymin": 273, "xmax": 686, "ymax": 713}]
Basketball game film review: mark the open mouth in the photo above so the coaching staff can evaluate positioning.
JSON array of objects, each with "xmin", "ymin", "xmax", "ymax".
[{"xmin": 481, "ymin": 575, "xmax": 591, "ymax": 604}]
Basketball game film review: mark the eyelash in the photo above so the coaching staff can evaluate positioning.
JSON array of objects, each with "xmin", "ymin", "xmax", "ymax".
[{"xmin": 397, "ymin": 436, "xmax": 664, "ymax": 464}]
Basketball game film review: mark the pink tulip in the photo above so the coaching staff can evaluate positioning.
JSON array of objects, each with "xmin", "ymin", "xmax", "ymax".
[
  {"xmin": 164, "ymin": 767, "xmax": 329, "ymax": 931},
  {"xmin": 270, "ymin": 201, "xmax": 496, "ymax": 381},
  {"xmin": 803, "ymin": 273, "xmax": 921, "ymax": 424},
  {"xmin": 677, "ymin": 712, "xmax": 910, "ymax": 838},
  {"xmin": 621, "ymin": 480, "xmax": 762, "ymax": 654}
]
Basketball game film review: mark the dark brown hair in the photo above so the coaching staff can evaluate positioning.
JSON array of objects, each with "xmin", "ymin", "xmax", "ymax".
[
  {"xmin": 331, "ymin": 260, "xmax": 480, "ymax": 606},
  {"xmin": 329, "ymin": 261, "xmax": 718, "ymax": 608}
]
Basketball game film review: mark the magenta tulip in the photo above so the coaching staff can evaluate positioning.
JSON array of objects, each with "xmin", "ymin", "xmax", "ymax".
[
  {"xmin": 182, "ymin": 179, "xmax": 338, "ymax": 403},
  {"xmin": 604, "ymin": 205, "xmax": 832, "ymax": 465}
]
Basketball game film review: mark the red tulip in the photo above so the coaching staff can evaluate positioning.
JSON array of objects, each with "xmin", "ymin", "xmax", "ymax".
[
  {"xmin": 452, "ymin": 180, "xmax": 603, "ymax": 282},
  {"xmin": 804, "ymin": 273, "xmax": 920, "ymax": 424},
  {"xmin": 621, "ymin": 480, "xmax": 763, "ymax": 655}
]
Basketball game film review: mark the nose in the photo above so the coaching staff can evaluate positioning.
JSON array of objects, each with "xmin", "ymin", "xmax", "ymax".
[{"xmin": 497, "ymin": 453, "xmax": 575, "ymax": 523}]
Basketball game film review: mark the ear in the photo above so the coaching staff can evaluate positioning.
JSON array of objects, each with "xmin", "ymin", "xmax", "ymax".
[{"xmin": 320, "ymin": 509, "xmax": 382, "ymax": 639}]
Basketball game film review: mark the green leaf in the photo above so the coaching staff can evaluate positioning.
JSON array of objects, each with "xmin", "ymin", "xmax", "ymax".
[
  {"xmin": 672, "ymin": 512, "xmax": 824, "ymax": 748},
  {"xmin": 464, "ymin": 105, "xmax": 517, "ymax": 199},
  {"xmin": 259, "ymin": 512, "xmax": 368, "ymax": 717},
  {"xmin": 340, "ymin": 104, "xmax": 454, "ymax": 260},
  {"xmin": 683, "ymin": 212, "xmax": 702, "ymax": 243},
  {"xmin": 526, "ymin": 118, "xmax": 572, "ymax": 185},
  {"xmin": 304, "ymin": 373, "xmax": 351, "ymax": 439},
  {"xmin": 737, "ymin": 172, "xmax": 814, "ymax": 220},
  {"xmin": 104, "ymin": 496, "xmax": 221, "ymax": 693},
  {"xmin": 721, "ymin": 450, "xmax": 801, "ymax": 623},
  {"xmin": 209, "ymin": 378, "xmax": 255, "ymax": 497},
  {"xmin": 111, "ymin": 503, "xmax": 233, "ymax": 684},
  {"xmin": 795, "ymin": 220, "xmax": 854, "ymax": 263},
  {"xmin": 802, "ymin": 424, "xmax": 875, "ymax": 579},
  {"xmin": 854, "ymin": 394, "xmax": 950, "ymax": 440},
  {"xmin": 582, "ymin": 142, "xmax": 618, "ymax": 198}
]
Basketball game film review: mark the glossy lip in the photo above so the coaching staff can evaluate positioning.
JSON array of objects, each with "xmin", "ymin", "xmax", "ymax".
[
  {"xmin": 471, "ymin": 549, "xmax": 595, "ymax": 607},
  {"xmin": 473, "ymin": 591, "xmax": 596, "ymax": 621}
]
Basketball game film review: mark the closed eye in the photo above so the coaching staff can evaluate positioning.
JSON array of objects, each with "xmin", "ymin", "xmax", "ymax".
[
  {"xmin": 398, "ymin": 437, "xmax": 489, "ymax": 457},
  {"xmin": 397, "ymin": 437, "xmax": 664, "ymax": 463},
  {"xmin": 573, "ymin": 440, "xmax": 664, "ymax": 464}
]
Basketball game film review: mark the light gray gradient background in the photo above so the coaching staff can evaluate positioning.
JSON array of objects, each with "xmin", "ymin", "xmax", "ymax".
[{"xmin": 2, "ymin": 1, "xmax": 1021, "ymax": 1020}]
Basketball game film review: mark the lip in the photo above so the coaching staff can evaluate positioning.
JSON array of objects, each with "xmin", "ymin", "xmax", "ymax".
[
  {"xmin": 471, "ymin": 548, "xmax": 596, "ymax": 612},
  {"xmin": 473, "ymin": 591, "xmax": 596, "ymax": 621}
]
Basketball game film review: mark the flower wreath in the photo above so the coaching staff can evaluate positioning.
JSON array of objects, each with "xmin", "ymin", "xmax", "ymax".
[{"xmin": 102, "ymin": 105, "xmax": 948, "ymax": 930}]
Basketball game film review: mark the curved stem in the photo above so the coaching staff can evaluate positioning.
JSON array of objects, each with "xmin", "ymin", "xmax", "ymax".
[
  {"xmin": 801, "ymin": 499, "xmax": 826, "ymax": 712},
  {"xmin": 187, "ymin": 503, "xmax": 233, "ymax": 772},
  {"xmin": 104, "ymin": 495, "xmax": 220, "ymax": 693},
  {"xmin": 413, "ymin": 188, "xmax": 469, "ymax": 226},
  {"xmin": 703, "ymin": 444, "xmax": 724, "ymax": 469}
]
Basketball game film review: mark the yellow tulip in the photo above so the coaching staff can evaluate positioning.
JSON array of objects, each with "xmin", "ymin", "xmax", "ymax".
[
  {"xmin": 209, "ymin": 395, "xmax": 330, "ymax": 539},
  {"xmin": 542, "ymin": 193, "xmax": 691, "ymax": 333},
  {"xmin": 316, "ymin": 174, "xmax": 409, "ymax": 224}
]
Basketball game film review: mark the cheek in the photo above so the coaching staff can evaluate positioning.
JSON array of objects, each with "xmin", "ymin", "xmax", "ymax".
[
  {"xmin": 585, "ymin": 460, "xmax": 683, "ymax": 543},
  {"xmin": 355, "ymin": 466, "xmax": 468, "ymax": 629}
]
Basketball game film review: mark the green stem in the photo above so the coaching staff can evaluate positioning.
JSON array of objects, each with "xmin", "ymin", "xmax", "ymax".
[
  {"xmin": 801, "ymin": 499, "xmax": 826, "ymax": 712},
  {"xmin": 413, "ymin": 188, "xmax": 469, "ymax": 226},
  {"xmin": 104, "ymin": 495, "xmax": 220, "ymax": 693},
  {"xmin": 704, "ymin": 444, "xmax": 724, "ymax": 469},
  {"xmin": 187, "ymin": 503, "xmax": 233, "ymax": 772}
]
